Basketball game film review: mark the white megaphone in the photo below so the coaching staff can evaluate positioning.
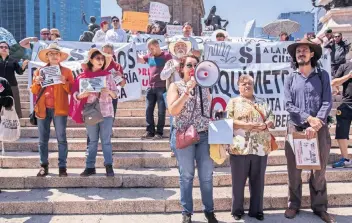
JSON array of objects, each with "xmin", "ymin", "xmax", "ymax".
[{"xmin": 194, "ymin": 60, "xmax": 220, "ymax": 88}]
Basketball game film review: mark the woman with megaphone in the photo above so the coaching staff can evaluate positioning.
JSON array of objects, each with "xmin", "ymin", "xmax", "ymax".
[{"xmin": 167, "ymin": 55, "xmax": 218, "ymax": 223}]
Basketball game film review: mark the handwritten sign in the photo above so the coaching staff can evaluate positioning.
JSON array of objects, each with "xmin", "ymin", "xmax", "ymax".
[
  {"xmin": 149, "ymin": 2, "xmax": 171, "ymax": 22},
  {"xmin": 167, "ymin": 25, "xmax": 183, "ymax": 36},
  {"xmin": 122, "ymin": 11, "xmax": 149, "ymax": 32}
]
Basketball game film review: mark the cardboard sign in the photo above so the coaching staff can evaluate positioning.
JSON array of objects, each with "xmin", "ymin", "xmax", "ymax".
[
  {"xmin": 292, "ymin": 132, "xmax": 321, "ymax": 170},
  {"xmin": 122, "ymin": 11, "xmax": 149, "ymax": 32},
  {"xmin": 167, "ymin": 25, "xmax": 183, "ymax": 36},
  {"xmin": 149, "ymin": 2, "xmax": 171, "ymax": 22}
]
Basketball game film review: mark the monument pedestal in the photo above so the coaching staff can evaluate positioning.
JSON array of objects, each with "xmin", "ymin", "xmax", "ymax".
[{"xmin": 318, "ymin": 4, "xmax": 352, "ymax": 59}]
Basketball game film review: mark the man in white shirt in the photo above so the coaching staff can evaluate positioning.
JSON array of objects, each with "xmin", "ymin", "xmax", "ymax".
[{"xmin": 105, "ymin": 16, "xmax": 127, "ymax": 43}]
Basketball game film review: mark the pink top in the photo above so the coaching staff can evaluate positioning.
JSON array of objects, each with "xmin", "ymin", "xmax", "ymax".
[{"xmin": 86, "ymin": 74, "xmax": 117, "ymax": 117}]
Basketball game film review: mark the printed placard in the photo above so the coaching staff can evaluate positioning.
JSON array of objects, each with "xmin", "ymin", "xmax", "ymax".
[
  {"xmin": 40, "ymin": 65, "xmax": 62, "ymax": 87},
  {"xmin": 292, "ymin": 132, "xmax": 321, "ymax": 170},
  {"xmin": 79, "ymin": 76, "xmax": 106, "ymax": 93}
]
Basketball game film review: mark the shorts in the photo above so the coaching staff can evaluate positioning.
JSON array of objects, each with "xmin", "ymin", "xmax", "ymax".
[{"xmin": 335, "ymin": 103, "xmax": 352, "ymax": 140}]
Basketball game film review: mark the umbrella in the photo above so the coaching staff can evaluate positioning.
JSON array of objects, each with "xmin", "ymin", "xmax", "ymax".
[
  {"xmin": 0, "ymin": 27, "xmax": 18, "ymax": 46},
  {"xmin": 263, "ymin": 19, "xmax": 300, "ymax": 36}
]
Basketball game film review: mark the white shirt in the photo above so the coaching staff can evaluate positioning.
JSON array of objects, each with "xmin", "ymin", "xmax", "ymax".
[
  {"xmin": 92, "ymin": 30, "xmax": 107, "ymax": 43},
  {"xmin": 105, "ymin": 28, "xmax": 127, "ymax": 43}
]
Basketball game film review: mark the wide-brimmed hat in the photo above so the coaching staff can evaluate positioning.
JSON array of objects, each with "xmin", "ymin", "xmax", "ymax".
[
  {"xmin": 287, "ymin": 38, "xmax": 323, "ymax": 60},
  {"xmin": 168, "ymin": 40, "xmax": 192, "ymax": 58},
  {"xmin": 38, "ymin": 43, "xmax": 69, "ymax": 63},
  {"xmin": 81, "ymin": 48, "xmax": 112, "ymax": 70}
]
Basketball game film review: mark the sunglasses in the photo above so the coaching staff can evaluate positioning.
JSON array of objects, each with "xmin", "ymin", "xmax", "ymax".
[
  {"xmin": 94, "ymin": 56, "xmax": 105, "ymax": 61},
  {"xmin": 186, "ymin": 63, "xmax": 197, "ymax": 68},
  {"xmin": 0, "ymin": 46, "xmax": 9, "ymax": 49},
  {"xmin": 41, "ymin": 33, "xmax": 50, "ymax": 36},
  {"xmin": 112, "ymin": 20, "xmax": 119, "ymax": 23}
]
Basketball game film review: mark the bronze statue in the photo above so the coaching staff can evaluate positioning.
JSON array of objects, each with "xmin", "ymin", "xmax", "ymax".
[
  {"xmin": 312, "ymin": 0, "xmax": 352, "ymax": 11},
  {"xmin": 204, "ymin": 6, "xmax": 229, "ymax": 31},
  {"xmin": 82, "ymin": 13, "xmax": 100, "ymax": 33}
]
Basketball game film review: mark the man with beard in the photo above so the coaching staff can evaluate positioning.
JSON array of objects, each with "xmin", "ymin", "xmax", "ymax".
[{"xmin": 284, "ymin": 39, "xmax": 335, "ymax": 223}]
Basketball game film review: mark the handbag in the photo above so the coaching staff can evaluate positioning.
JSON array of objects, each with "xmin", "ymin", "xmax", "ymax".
[
  {"xmin": 175, "ymin": 88, "xmax": 200, "ymax": 149},
  {"xmin": 83, "ymin": 93, "xmax": 104, "ymax": 126},
  {"xmin": 29, "ymin": 87, "xmax": 47, "ymax": 126},
  {"xmin": 251, "ymin": 103, "xmax": 279, "ymax": 151}
]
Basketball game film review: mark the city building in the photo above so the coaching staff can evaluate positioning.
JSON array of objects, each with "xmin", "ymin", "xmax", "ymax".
[
  {"xmin": 0, "ymin": 0, "xmax": 27, "ymax": 42},
  {"xmin": 116, "ymin": 0, "xmax": 205, "ymax": 35},
  {"xmin": 25, "ymin": 0, "xmax": 101, "ymax": 41},
  {"xmin": 277, "ymin": 11, "xmax": 315, "ymax": 39}
]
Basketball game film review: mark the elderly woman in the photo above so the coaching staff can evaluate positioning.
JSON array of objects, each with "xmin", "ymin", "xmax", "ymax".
[
  {"xmin": 226, "ymin": 75, "xmax": 275, "ymax": 221},
  {"xmin": 0, "ymin": 41, "xmax": 29, "ymax": 118},
  {"xmin": 167, "ymin": 55, "xmax": 218, "ymax": 223},
  {"xmin": 31, "ymin": 43, "xmax": 74, "ymax": 177}
]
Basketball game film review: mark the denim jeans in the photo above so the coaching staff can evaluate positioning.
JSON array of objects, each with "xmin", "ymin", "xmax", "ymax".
[
  {"xmin": 171, "ymin": 129, "xmax": 214, "ymax": 214},
  {"xmin": 163, "ymin": 92, "xmax": 174, "ymax": 150},
  {"xmin": 146, "ymin": 87, "xmax": 166, "ymax": 135},
  {"xmin": 37, "ymin": 108, "xmax": 68, "ymax": 168},
  {"xmin": 86, "ymin": 117, "xmax": 114, "ymax": 168}
]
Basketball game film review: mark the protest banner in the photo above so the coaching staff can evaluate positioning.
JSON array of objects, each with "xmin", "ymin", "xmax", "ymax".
[
  {"xmin": 79, "ymin": 76, "xmax": 106, "ymax": 93},
  {"xmin": 29, "ymin": 41, "xmax": 142, "ymax": 112},
  {"xmin": 167, "ymin": 25, "xmax": 183, "ymax": 36},
  {"xmin": 149, "ymin": 2, "xmax": 171, "ymax": 22},
  {"xmin": 203, "ymin": 41, "xmax": 331, "ymax": 130},
  {"xmin": 39, "ymin": 65, "xmax": 62, "ymax": 87},
  {"xmin": 122, "ymin": 11, "xmax": 149, "ymax": 32}
]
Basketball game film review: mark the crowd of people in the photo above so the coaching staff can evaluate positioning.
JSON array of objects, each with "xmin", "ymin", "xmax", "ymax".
[{"xmin": 0, "ymin": 14, "xmax": 352, "ymax": 223}]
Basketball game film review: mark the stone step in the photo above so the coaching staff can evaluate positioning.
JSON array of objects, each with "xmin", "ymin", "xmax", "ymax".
[
  {"xmin": 17, "ymin": 118, "xmax": 348, "ymax": 136},
  {"xmin": 0, "ymin": 182, "xmax": 351, "ymax": 214},
  {"xmin": 1, "ymin": 166, "xmax": 351, "ymax": 190},
  {"xmin": 1, "ymin": 208, "xmax": 352, "ymax": 223},
  {"xmin": 19, "ymin": 127, "xmax": 171, "ymax": 138},
  {"xmin": 1, "ymin": 149, "xmax": 351, "ymax": 169},
  {"xmin": 4, "ymin": 136, "xmax": 351, "ymax": 153}
]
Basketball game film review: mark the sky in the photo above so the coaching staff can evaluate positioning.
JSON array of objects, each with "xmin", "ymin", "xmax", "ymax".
[{"xmin": 101, "ymin": 0, "xmax": 314, "ymax": 36}]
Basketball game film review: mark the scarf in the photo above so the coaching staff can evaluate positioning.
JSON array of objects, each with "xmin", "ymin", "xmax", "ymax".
[{"xmin": 69, "ymin": 68, "xmax": 110, "ymax": 123}]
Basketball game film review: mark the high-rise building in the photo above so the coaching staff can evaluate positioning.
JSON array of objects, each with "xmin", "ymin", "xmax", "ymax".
[
  {"xmin": 25, "ymin": 0, "xmax": 101, "ymax": 41},
  {"xmin": 277, "ymin": 11, "xmax": 315, "ymax": 39},
  {"xmin": 0, "ymin": 0, "xmax": 27, "ymax": 42}
]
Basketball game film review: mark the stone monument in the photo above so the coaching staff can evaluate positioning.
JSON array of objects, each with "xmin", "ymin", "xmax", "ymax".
[
  {"xmin": 82, "ymin": 13, "xmax": 100, "ymax": 33},
  {"xmin": 204, "ymin": 6, "xmax": 229, "ymax": 31},
  {"xmin": 315, "ymin": 0, "xmax": 352, "ymax": 59}
]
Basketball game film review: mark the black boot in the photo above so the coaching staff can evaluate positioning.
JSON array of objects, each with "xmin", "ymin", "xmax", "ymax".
[
  {"xmin": 59, "ymin": 167, "xmax": 68, "ymax": 177},
  {"xmin": 182, "ymin": 214, "xmax": 192, "ymax": 223},
  {"xmin": 204, "ymin": 212, "xmax": 218, "ymax": 223},
  {"xmin": 80, "ymin": 168, "xmax": 96, "ymax": 177},
  {"xmin": 37, "ymin": 164, "xmax": 49, "ymax": 177},
  {"xmin": 105, "ymin": 165, "xmax": 114, "ymax": 177}
]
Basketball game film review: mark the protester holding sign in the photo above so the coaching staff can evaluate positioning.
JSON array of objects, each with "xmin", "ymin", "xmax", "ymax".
[
  {"xmin": 284, "ymin": 39, "xmax": 335, "ymax": 223},
  {"xmin": 70, "ymin": 48, "xmax": 117, "ymax": 177},
  {"xmin": 102, "ymin": 43, "xmax": 126, "ymax": 118},
  {"xmin": 225, "ymin": 75, "xmax": 275, "ymax": 221},
  {"xmin": 0, "ymin": 41, "xmax": 29, "ymax": 118},
  {"xmin": 105, "ymin": 16, "xmax": 127, "ymax": 43},
  {"xmin": 167, "ymin": 55, "xmax": 218, "ymax": 223},
  {"xmin": 138, "ymin": 39, "xmax": 172, "ymax": 139},
  {"xmin": 31, "ymin": 43, "xmax": 74, "ymax": 177}
]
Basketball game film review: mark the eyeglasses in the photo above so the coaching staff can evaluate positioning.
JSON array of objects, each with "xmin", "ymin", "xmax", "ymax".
[
  {"xmin": 112, "ymin": 20, "xmax": 119, "ymax": 23},
  {"xmin": 186, "ymin": 63, "xmax": 197, "ymax": 68},
  {"xmin": 94, "ymin": 56, "xmax": 105, "ymax": 61},
  {"xmin": 0, "ymin": 46, "xmax": 9, "ymax": 49}
]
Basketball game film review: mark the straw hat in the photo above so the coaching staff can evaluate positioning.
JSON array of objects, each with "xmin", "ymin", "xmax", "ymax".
[
  {"xmin": 168, "ymin": 40, "xmax": 192, "ymax": 58},
  {"xmin": 81, "ymin": 48, "xmax": 112, "ymax": 70},
  {"xmin": 38, "ymin": 43, "xmax": 68, "ymax": 63},
  {"xmin": 287, "ymin": 38, "xmax": 323, "ymax": 60}
]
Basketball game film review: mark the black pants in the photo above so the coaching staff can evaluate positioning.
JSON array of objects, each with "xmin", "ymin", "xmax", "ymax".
[
  {"xmin": 230, "ymin": 154, "xmax": 268, "ymax": 216},
  {"xmin": 145, "ymin": 87, "xmax": 166, "ymax": 136}
]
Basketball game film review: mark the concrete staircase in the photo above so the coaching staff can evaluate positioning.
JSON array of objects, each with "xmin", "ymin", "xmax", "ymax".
[{"xmin": 1, "ymin": 75, "xmax": 352, "ymax": 221}]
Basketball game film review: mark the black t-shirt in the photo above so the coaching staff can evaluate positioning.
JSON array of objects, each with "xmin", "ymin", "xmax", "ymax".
[
  {"xmin": 0, "ymin": 56, "xmax": 24, "ymax": 86},
  {"xmin": 335, "ymin": 62, "xmax": 352, "ymax": 107}
]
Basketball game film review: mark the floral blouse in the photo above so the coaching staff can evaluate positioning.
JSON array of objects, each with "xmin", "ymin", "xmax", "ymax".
[{"xmin": 225, "ymin": 96, "xmax": 275, "ymax": 156}]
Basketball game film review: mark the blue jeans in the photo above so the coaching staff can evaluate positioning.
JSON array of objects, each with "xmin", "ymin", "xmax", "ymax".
[
  {"xmin": 171, "ymin": 129, "xmax": 214, "ymax": 214},
  {"xmin": 37, "ymin": 108, "xmax": 68, "ymax": 168},
  {"xmin": 86, "ymin": 117, "xmax": 114, "ymax": 168},
  {"xmin": 146, "ymin": 87, "xmax": 166, "ymax": 135},
  {"xmin": 163, "ymin": 92, "xmax": 174, "ymax": 149}
]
